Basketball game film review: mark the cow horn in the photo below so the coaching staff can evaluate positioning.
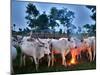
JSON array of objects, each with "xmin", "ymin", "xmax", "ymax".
[{"xmin": 37, "ymin": 38, "xmax": 44, "ymax": 45}]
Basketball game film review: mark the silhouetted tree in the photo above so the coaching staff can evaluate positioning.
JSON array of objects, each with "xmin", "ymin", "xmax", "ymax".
[
  {"xmin": 13, "ymin": 24, "xmax": 16, "ymax": 31},
  {"xmin": 25, "ymin": 3, "xmax": 39, "ymax": 30},
  {"xmin": 36, "ymin": 11, "xmax": 49, "ymax": 30},
  {"xmin": 49, "ymin": 7, "xmax": 75, "ymax": 36},
  {"xmin": 84, "ymin": 6, "xmax": 96, "ymax": 36},
  {"xmin": 86, "ymin": 6, "xmax": 96, "ymax": 21},
  {"xmin": 59, "ymin": 29, "xmax": 62, "ymax": 34},
  {"xmin": 19, "ymin": 28, "xmax": 22, "ymax": 32},
  {"xmin": 49, "ymin": 7, "xmax": 59, "ymax": 29},
  {"xmin": 57, "ymin": 8, "xmax": 75, "ymax": 37}
]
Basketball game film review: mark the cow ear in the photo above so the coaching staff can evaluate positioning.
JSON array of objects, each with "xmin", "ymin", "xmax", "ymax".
[
  {"xmin": 81, "ymin": 39, "xmax": 83, "ymax": 42},
  {"xmin": 68, "ymin": 38, "xmax": 70, "ymax": 41},
  {"xmin": 27, "ymin": 38, "xmax": 34, "ymax": 42},
  {"xmin": 48, "ymin": 39, "xmax": 51, "ymax": 44},
  {"xmin": 38, "ymin": 44, "xmax": 43, "ymax": 47},
  {"xmin": 31, "ymin": 38, "xmax": 35, "ymax": 41}
]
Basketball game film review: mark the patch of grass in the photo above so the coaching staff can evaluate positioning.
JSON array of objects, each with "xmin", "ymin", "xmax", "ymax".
[
  {"xmin": 12, "ymin": 48, "xmax": 96, "ymax": 74},
  {"xmin": 13, "ymin": 58, "xmax": 96, "ymax": 74}
]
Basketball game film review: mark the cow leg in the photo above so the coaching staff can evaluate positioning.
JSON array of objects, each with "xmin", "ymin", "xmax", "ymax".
[
  {"xmin": 11, "ymin": 66, "xmax": 14, "ymax": 74},
  {"xmin": 51, "ymin": 53, "xmax": 54, "ymax": 66},
  {"xmin": 93, "ymin": 44, "xmax": 96, "ymax": 61},
  {"xmin": 23, "ymin": 55, "xmax": 26, "ymax": 66},
  {"xmin": 64, "ymin": 50, "xmax": 70, "ymax": 66},
  {"xmin": 11, "ymin": 60, "xmax": 14, "ymax": 74},
  {"xmin": 88, "ymin": 48, "xmax": 92, "ymax": 62},
  {"xmin": 33, "ymin": 57, "xmax": 38, "ymax": 71},
  {"xmin": 20, "ymin": 55, "xmax": 22, "ymax": 67},
  {"xmin": 76, "ymin": 55, "xmax": 78, "ymax": 61},
  {"xmin": 64, "ymin": 56, "xmax": 67, "ymax": 66},
  {"xmin": 79, "ymin": 54, "xmax": 82, "ymax": 60},
  {"xmin": 93, "ymin": 49, "xmax": 96, "ymax": 61},
  {"xmin": 47, "ymin": 55, "xmax": 51, "ymax": 67},
  {"xmin": 61, "ymin": 52, "xmax": 66, "ymax": 66},
  {"xmin": 20, "ymin": 53, "xmax": 23, "ymax": 67},
  {"xmin": 77, "ymin": 51, "xmax": 81, "ymax": 61},
  {"xmin": 30, "ymin": 57, "xmax": 33, "ymax": 62}
]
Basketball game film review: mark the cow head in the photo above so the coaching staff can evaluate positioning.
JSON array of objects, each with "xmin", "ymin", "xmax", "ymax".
[{"xmin": 37, "ymin": 38, "xmax": 51, "ymax": 55}]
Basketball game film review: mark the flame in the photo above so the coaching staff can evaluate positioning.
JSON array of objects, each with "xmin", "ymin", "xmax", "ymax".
[
  {"xmin": 68, "ymin": 48, "xmax": 78, "ymax": 66},
  {"xmin": 68, "ymin": 56, "xmax": 77, "ymax": 66},
  {"xmin": 70, "ymin": 57, "xmax": 76, "ymax": 64},
  {"xmin": 52, "ymin": 48, "xmax": 80, "ymax": 66}
]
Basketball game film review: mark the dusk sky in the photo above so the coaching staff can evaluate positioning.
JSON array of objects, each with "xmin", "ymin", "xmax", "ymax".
[{"xmin": 12, "ymin": 0, "xmax": 95, "ymax": 32}]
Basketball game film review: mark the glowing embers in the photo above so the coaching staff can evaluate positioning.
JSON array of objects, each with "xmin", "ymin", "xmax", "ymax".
[
  {"xmin": 68, "ymin": 48, "xmax": 79, "ymax": 66},
  {"xmin": 68, "ymin": 57, "xmax": 77, "ymax": 66},
  {"xmin": 52, "ymin": 48, "xmax": 80, "ymax": 66}
]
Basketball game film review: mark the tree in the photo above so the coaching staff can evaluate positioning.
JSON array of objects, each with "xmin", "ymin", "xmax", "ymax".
[
  {"xmin": 83, "ymin": 24, "xmax": 96, "ymax": 36},
  {"xmin": 84, "ymin": 6, "xmax": 96, "ymax": 36},
  {"xmin": 25, "ymin": 3, "xmax": 39, "ymax": 30},
  {"xmin": 23, "ymin": 27, "xmax": 30, "ymax": 34},
  {"xmin": 84, "ymin": 24, "xmax": 90, "ymax": 28},
  {"xmin": 26, "ymin": 27, "xmax": 30, "ymax": 32},
  {"xmin": 49, "ymin": 7, "xmax": 59, "ymax": 30},
  {"xmin": 36, "ymin": 11, "xmax": 49, "ymax": 30},
  {"xmin": 12, "ymin": 24, "xmax": 17, "ymax": 35},
  {"xmin": 86, "ymin": 6, "xmax": 96, "ymax": 21},
  {"xmin": 13, "ymin": 24, "xmax": 16, "ymax": 31},
  {"xmin": 49, "ymin": 7, "xmax": 75, "ymax": 36},
  {"xmin": 59, "ymin": 29, "xmax": 62, "ymax": 34},
  {"xmin": 57, "ymin": 8, "xmax": 75, "ymax": 37},
  {"xmin": 25, "ymin": 3, "xmax": 75, "ymax": 35},
  {"xmin": 19, "ymin": 28, "xmax": 22, "ymax": 32}
]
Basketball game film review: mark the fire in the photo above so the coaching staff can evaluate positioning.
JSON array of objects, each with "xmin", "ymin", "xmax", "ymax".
[
  {"xmin": 52, "ymin": 48, "xmax": 80, "ymax": 66},
  {"xmin": 68, "ymin": 48, "xmax": 79, "ymax": 66},
  {"xmin": 68, "ymin": 55, "xmax": 77, "ymax": 66},
  {"xmin": 70, "ymin": 57, "xmax": 76, "ymax": 64}
]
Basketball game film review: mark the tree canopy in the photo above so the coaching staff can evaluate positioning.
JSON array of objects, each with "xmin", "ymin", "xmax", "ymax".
[
  {"xmin": 25, "ymin": 3, "xmax": 75, "ymax": 36},
  {"xmin": 83, "ymin": 6, "xmax": 96, "ymax": 36},
  {"xmin": 12, "ymin": 3, "xmax": 96, "ymax": 37}
]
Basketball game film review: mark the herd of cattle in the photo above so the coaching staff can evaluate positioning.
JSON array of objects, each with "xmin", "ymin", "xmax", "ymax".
[{"xmin": 11, "ymin": 34, "xmax": 96, "ymax": 72}]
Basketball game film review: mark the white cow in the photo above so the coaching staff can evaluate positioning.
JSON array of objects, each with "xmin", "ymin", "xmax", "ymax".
[
  {"xmin": 11, "ymin": 46, "xmax": 17, "ymax": 60},
  {"xmin": 12, "ymin": 37, "xmax": 19, "ymax": 47},
  {"xmin": 50, "ymin": 38, "xmax": 70, "ymax": 67},
  {"xmin": 11, "ymin": 46, "xmax": 17, "ymax": 73},
  {"xmin": 20, "ymin": 36, "xmax": 50, "ymax": 71},
  {"xmin": 12, "ymin": 35, "xmax": 22, "ymax": 47},
  {"xmin": 69, "ymin": 37, "xmax": 77, "ymax": 49},
  {"xmin": 89, "ymin": 36, "xmax": 96, "ymax": 61},
  {"xmin": 81, "ymin": 36, "xmax": 96, "ymax": 62}
]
